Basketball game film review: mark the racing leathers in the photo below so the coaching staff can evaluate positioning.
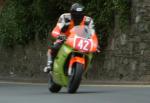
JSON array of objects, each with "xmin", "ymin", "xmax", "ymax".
[{"xmin": 44, "ymin": 13, "xmax": 98, "ymax": 72}]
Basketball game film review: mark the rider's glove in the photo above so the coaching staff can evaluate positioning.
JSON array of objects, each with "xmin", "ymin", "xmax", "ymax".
[
  {"xmin": 96, "ymin": 46, "xmax": 101, "ymax": 53},
  {"xmin": 97, "ymin": 48, "xmax": 101, "ymax": 53}
]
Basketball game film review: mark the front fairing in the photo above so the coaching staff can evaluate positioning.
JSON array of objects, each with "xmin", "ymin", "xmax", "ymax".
[
  {"xmin": 65, "ymin": 26, "xmax": 98, "ymax": 53},
  {"xmin": 52, "ymin": 44, "xmax": 93, "ymax": 86},
  {"xmin": 51, "ymin": 26, "xmax": 97, "ymax": 86},
  {"xmin": 52, "ymin": 44, "xmax": 72, "ymax": 86}
]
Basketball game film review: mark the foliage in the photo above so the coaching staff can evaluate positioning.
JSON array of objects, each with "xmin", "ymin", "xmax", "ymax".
[
  {"xmin": 113, "ymin": 0, "xmax": 131, "ymax": 30},
  {"xmin": 0, "ymin": 0, "xmax": 131, "ymax": 48},
  {"xmin": 0, "ymin": 0, "xmax": 20, "ymax": 47},
  {"xmin": 86, "ymin": 0, "xmax": 114, "ymax": 32},
  {"xmin": 85, "ymin": 0, "xmax": 115, "ymax": 49}
]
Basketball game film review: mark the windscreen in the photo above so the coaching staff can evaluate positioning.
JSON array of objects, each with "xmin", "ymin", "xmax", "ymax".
[{"xmin": 70, "ymin": 26, "xmax": 92, "ymax": 39}]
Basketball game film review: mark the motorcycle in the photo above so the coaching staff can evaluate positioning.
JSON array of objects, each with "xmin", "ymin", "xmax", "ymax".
[{"xmin": 48, "ymin": 25, "xmax": 98, "ymax": 93}]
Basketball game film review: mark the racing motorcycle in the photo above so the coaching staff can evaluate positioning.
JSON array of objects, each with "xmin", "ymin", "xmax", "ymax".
[{"xmin": 48, "ymin": 25, "xmax": 98, "ymax": 93}]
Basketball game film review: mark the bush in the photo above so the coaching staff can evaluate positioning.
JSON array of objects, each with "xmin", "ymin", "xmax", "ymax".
[
  {"xmin": 0, "ymin": 0, "xmax": 20, "ymax": 47},
  {"xmin": 0, "ymin": 0, "xmax": 131, "ymax": 48}
]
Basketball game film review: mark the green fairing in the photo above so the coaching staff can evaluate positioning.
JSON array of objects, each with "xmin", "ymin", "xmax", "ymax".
[
  {"xmin": 51, "ymin": 44, "xmax": 93, "ymax": 86},
  {"xmin": 52, "ymin": 44, "xmax": 72, "ymax": 86}
]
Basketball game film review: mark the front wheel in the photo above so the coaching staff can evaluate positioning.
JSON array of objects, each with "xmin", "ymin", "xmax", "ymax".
[
  {"xmin": 48, "ymin": 74, "xmax": 62, "ymax": 93},
  {"xmin": 68, "ymin": 63, "xmax": 84, "ymax": 93}
]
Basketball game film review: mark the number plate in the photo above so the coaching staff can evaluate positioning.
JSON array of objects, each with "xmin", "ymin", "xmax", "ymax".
[{"xmin": 74, "ymin": 37, "xmax": 92, "ymax": 52}]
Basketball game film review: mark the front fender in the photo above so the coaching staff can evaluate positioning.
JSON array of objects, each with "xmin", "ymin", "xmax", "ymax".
[{"xmin": 68, "ymin": 56, "xmax": 85, "ymax": 75}]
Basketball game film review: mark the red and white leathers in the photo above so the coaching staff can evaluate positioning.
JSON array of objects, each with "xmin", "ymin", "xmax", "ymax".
[
  {"xmin": 50, "ymin": 13, "xmax": 98, "ymax": 49},
  {"xmin": 44, "ymin": 13, "xmax": 99, "ymax": 73}
]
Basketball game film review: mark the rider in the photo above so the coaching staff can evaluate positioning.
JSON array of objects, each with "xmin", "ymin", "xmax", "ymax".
[{"xmin": 44, "ymin": 3, "xmax": 99, "ymax": 73}]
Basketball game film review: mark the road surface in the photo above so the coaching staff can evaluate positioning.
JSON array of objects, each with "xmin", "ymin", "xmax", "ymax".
[{"xmin": 0, "ymin": 82, "xmax": 150, "ymax": 103}]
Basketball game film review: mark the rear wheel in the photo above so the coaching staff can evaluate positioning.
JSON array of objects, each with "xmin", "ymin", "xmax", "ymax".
[
  {"xmin": 48, "ymin": 74, "xmax": 62, "ymax": 93},
  {"xmin": 68, "ymin": 63, "xmax": 84, "ymax": 93}
]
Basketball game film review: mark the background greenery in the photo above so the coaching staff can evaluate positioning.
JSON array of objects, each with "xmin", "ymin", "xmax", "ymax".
[{"xmin": 0, "ymin": 0, "xmax": 131, "ymax": 48}]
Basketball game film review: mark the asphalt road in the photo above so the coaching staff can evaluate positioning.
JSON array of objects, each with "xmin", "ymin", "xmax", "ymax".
[{"xmin": 0, "ymin": 82, "xmax": 150, "ymax": 103}]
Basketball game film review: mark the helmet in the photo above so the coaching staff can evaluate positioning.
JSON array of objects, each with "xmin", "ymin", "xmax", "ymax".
[
  {"xmin": 70, "ymin": 3, "xmax": 84, "ymax": 24},
  {"xmin": 70, "ymin": 3, "xmax": 84, "ymax": 12}
]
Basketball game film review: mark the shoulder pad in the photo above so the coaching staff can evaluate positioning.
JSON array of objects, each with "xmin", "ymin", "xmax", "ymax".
[
  {"xmin": 61, "ymin": 13, "xmax": 71, "ymax": 23},
  {"xmin": 84, "ymin": 16, "xmax": 92, "ymax": 25},
  {"xmin": 85, "ymin": 16, "xmax": 92, "ymax": 22},
  {"xmin": 63, "ymin": 13, "xmax": 71, "ymax": 20}
]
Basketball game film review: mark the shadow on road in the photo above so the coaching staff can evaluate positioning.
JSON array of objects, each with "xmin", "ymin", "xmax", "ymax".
[{"xmin": 56, "ymin": 90, "xmax": 120, "ymax": 94}]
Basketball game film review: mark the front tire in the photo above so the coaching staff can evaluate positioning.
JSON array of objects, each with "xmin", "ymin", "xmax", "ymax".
[
  {"xmin": 48, "ymin": 74, "xmax": 62, "ymax": 93},
  {"xmin": 68, "ymin": 63, "xmax": 84, "ymax": 93}
]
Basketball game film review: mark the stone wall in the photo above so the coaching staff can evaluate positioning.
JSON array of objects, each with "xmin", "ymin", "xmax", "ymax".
[
  {"xmin": 0, "ymin": 41, "xmax": 47, "ymax": 80},
  {"xmin": 93, "ymin": 0, "xmax": 150, "ymax": 81},
  {"xmin": 132, "ymin": 0, "xmax": 150, "ymax": 80}
]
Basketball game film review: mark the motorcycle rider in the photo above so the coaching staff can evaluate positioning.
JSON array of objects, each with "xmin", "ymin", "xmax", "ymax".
[{"xmin": 44, "ymin": 3, "xmax": 99, "ymax": 73}]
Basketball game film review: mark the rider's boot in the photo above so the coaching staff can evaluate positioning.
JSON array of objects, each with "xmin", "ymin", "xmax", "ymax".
[{"xmin": 43, "ymin": 55, "xmax": 53, "ymax": 73}]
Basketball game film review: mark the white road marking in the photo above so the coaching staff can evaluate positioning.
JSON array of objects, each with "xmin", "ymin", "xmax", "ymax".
[
  {"xmin": 0, "ymin": 81, "xmax": 46, "ymax": 86},
  {"xmin": 0, "ymin": 81, "xmax": 150, "ymax": 87},
  {"xmin": 81, "ymin": 84, "xmax": 150, "ymax": 88}
]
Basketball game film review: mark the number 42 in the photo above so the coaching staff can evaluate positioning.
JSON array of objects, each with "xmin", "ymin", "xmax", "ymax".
[{"xmin": 78, "ymin": 39, "xmax": 90, "ymax": 51}]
